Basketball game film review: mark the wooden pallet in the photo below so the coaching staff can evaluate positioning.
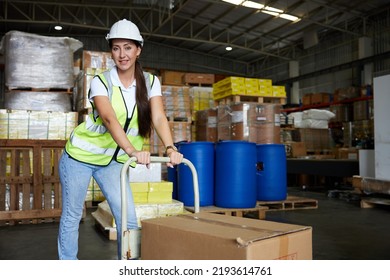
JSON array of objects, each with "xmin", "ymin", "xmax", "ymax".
[
  {"xmin": 6, "ymin": 87, "xmax": 73, "ymax": 94},
  {"xmin": 352, "ymin": 175, "xmax": 390, "ymax": 195},
  {"xmin": 91, "ymin": 210, "xmax": 117, "ymax": 240},
  {"xmin": 215, "ymin": 95, "xmax": 286, "ymax": 105},
  {"xmin": 257, "ymin": 195, "xmax": 318, "ymax": 211},
  {"xmin": 185, "ymin": 205, "xmax": 268, "ymax": 220},
  {"xmin": 166, "ymin": 116, "xmax": 192, "ymax": 123},
  {"xmin": 0, "ymin": 139, "xmax": 66, "ymax": 225},
  {"xmin": 360, "ymin": 197, "xmax": 390, "ymax": 209}
]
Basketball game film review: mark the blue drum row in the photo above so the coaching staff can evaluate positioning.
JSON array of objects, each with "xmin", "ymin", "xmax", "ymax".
[{"xmin": 168, "ymin": 140, "xmax": 287, "ymax": 208}]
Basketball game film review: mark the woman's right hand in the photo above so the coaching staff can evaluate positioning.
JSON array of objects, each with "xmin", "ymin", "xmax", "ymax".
[{"xmin": 129, "ymin": 150, "xmax": 151, "ymax": 168}]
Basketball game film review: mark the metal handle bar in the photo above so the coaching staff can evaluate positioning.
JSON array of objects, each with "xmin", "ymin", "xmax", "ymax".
[{"xmin": 120, "ymin": 156, "xmax": 200, "ymax": 258}]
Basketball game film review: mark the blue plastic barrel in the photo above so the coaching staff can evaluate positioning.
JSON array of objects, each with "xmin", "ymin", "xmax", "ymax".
[
  {"xmin": 215, "ymin": 141, "xmax": 257, "ymax": 208},
  {"xmin": 256, "ymin": 144, "xmax": 287, "ymax": 201},
  {"xmin": 177, "ymin": 142, "xmax": 215, "ymax": 206}
]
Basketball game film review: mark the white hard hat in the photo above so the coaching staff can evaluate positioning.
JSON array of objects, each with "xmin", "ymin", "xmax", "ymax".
[{"xmin": 106, "ymin": 19, "xmax": 144, "ymax": 47}]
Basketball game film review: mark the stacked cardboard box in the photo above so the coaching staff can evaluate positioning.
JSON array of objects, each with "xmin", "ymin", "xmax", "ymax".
[
  {"xmin": 258, "ymin": 79, "xmax": 273, "ymax": 96},
  {"xmin": 195, "ymin": 108, "xmax": 217, "ymax": 142},
  {"xmin": 161, "ymin": 85, "xmax": 191, "ymax": 121},
  {"xmin": 272, "ymin": 85, "xmax": 287, "ymax": 97},
  {"xmin": 183, "ymin": 73, "xmax": 215, "ymax": 85},
  {"xmin": 217, "ymin": 105, "xmax": 232, "ymax": 140},
  {"xmin": 0, "ymin": 109, "xmax": 78, "ymax": 140},
  {"xmin": 169, "ymin": 122, "xmax": 192, "ymax": 143},
  {"xmin": 213, "ymin": 77, "xmax": 274, "ymax": 100},
  {"xmin": 245, "ymin": 78, "xmax": 260, "ymax": 96},
  {"xmin": 148, "ymin": 123, "xmax": 192, "ymax": 155},
  {"xmin": 190, "ymin": 87, "xmax": 214, "ymax": 118},
  {"xmin": 353, "ymin": 99, "xmax": 374, "ymax": 121},
  {"xmin": 212, "ymin": 76, "xmax": 246, "ymax": 100},
  {"xmin": 333, "ymin": 86, "xmax": 360, "ymax": 101},
  {"xmin": 298, "ymin": 128, "xmax": 334, "ymax": 151},
  {"xmin": 74, "ymin": 50, "xmax": 114, "ymax": 112},
  {"xmin": 86, "ymin": 163, "xmax": 162, "ymax": 204},
  {"xmin": 141, "ymin": 212, "xmax": 312, "ymax": 260},
  {"xmin": 217, "ymin": 102, "xmax": 281, "ymax": 144},
  {"xmin": 131, "ymin": 181, "xmax": 173, "ymax": 203},
  {"xmin": 161, "ymin": 70, "xmax": 185, "ymax": 86},
  {"xmin": 310, "ymin": 92, "xmax": 331, "ymax": 104}
]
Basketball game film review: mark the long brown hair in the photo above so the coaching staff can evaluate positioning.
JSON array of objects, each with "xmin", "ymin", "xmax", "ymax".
[{"xmin": 134, "ymin": 59, "xmax": 152, "ymax": 138}]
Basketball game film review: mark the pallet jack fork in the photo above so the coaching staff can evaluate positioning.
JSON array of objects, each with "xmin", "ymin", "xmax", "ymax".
[{"xmin": 120, "ymin": 156, "xmax": 200, "ymax": 260}]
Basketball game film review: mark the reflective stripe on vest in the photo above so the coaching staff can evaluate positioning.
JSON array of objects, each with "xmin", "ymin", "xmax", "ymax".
[{"xmin": 65, "ymin": 71, "xmax": 153, "ymax": 166}]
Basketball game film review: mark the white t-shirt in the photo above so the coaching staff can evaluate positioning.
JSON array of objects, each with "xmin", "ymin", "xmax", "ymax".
[{"xmin": 89, "ymin": 66, "xmax": 162, "ymax": 117}]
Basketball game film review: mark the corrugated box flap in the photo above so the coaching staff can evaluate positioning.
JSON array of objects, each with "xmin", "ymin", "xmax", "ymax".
[{"xmin": 144, "ymin": 212, "xmax": 311, "ymax": 247}]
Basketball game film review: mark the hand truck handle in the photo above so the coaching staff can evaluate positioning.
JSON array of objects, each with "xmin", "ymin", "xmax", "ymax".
[{"xmin": 120, "ymin": 156, "xmax": 200, "ymax": 238}]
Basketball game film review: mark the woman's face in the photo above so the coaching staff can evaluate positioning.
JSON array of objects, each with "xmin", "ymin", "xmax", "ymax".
[{"xmin": 111, "ymin": 38, "xmax": 141, "ymax": 71}]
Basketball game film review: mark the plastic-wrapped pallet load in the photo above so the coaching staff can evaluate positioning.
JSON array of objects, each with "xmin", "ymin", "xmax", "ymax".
[
  {"xmin": 0, "ymin": 30, "xmax": 83, "ymax": 89},
  {"xmin": 4, "ymin": 90, "xmax": 72, "ymax": 112},
  {"xmin": 289, "ymin": 109, "xmax": 335, "ymax": 129},
  {"xmin": 301, "ymin": 109, "xmax": 335, "ymax": 129}
]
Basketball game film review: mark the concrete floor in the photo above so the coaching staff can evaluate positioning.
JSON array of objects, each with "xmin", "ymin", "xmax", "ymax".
[{"xmin": 0, "ymin": 186, "xmax": 389, "ymax": 260}]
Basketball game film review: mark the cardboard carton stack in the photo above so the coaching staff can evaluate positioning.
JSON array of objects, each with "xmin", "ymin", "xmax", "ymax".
[
  {"xmin": 216, "ymin": 102, "xmax": 281, "ymax": 144},
  {"xmin": 74, "ymin": 50, "xmax": 114, "ymax": 113},
  {"xmin": 212, "ymin": 76, "xmax": 279, "ymax": 100},
  {"xmin": 161, "ymin": 85, "xmax": 191, "ymax": 121},
  {"xmin": 195, "ymin": 108, "xmax": 217, "ymax": 142},
  {"xmin": 141, "ymin": 212, "xmax": 312, "ymax": 260}
]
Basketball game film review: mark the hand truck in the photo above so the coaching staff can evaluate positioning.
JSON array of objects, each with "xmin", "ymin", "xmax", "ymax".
[{"xmin": 120, "ymin": 156, "xmax": 200, "ymax": 260}]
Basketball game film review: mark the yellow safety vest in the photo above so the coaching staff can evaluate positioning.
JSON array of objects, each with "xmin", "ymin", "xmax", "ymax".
[{"xmin": 65, "ymin": 70, "xmax": 154, "ymax": 166}]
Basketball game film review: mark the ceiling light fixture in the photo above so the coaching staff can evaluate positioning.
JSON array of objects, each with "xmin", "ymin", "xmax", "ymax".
[
  {"xmin": 221, "ymin": 0, "xmax": 300, "ymax": 22},
  {"xmin": 242, "ymin": 1, "xmax": 264, "ymax": 9},
  {"xmin": 54, "ymin": 25, "xmax": 63, "ymax": 31},
  {"xmin": 226, "ymin": 46, "xmax": 233, "ymax": 51}
]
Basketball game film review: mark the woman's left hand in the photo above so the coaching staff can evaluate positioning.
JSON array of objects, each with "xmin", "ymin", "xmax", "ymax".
[{"xmin": 167, "ymin": 150, "xmax": 183, "ymax": 168}]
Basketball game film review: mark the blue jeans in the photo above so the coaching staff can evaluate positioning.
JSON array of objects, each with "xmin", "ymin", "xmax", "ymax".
[{"xmin": 57, "ymin": 151, "xmax": 138, "ymax": 260}]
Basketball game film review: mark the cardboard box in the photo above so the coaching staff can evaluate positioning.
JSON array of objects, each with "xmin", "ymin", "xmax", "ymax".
[
  {"xmin": 161, "ymin": 70, "xmax": 185, "ymax": 86},
  {"xmin": 183, "ymin": 73, "xmax": 215, "ymax": 85},
  {"xmin": 311, "ymin": 92, "xmax": 330, "ymax": 104},
  {"xmin": 195, "ymin": 108, "xmax": 217, "ymax": 142},
  {"xmin": 337, "ymin": 147, "xmax": 359, "ymax": 160},
  {"xmin": 272, "ymin": 85, "xmax": 286, "ymax": 97},
  {"xmin": 141, "ymin": 212, "xmax": 312, "ymax": 260},
  {"xmin": 82, "ymin": 50, "xmax": 114, "ymax": 70},
  {"xmin": 302, "ymin": 93, "xmax": 312, "ymax": 105},
  {"xmin": 129, "ymin": 163, "xmax": 162, "ymax": 182},
  {"xmin": 285, "ymin": 142, "xmax": 307, "ymax": 158}
]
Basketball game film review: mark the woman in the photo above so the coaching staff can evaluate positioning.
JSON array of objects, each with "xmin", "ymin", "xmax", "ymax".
[{"xmin": 58, "ymin": 19, "xmax": 183, "ymax": 260}]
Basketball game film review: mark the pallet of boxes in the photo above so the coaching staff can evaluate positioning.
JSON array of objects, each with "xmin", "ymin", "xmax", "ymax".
[
  {"xmin": 0, "ymin": 31, "xmax": 82, "ymax": 225},
  {"xmin": 211, "ymin": 76, "xmax": 286, "ymax": 144},
  {"xmin": 285, "ymin": 108, "xmax": 336, "ymax": 158}
]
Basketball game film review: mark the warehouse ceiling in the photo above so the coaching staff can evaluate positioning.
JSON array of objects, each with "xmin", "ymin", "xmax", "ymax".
[{"xmin": 1, "ymin": 0, "xmax": 390, "ymax": 66}]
